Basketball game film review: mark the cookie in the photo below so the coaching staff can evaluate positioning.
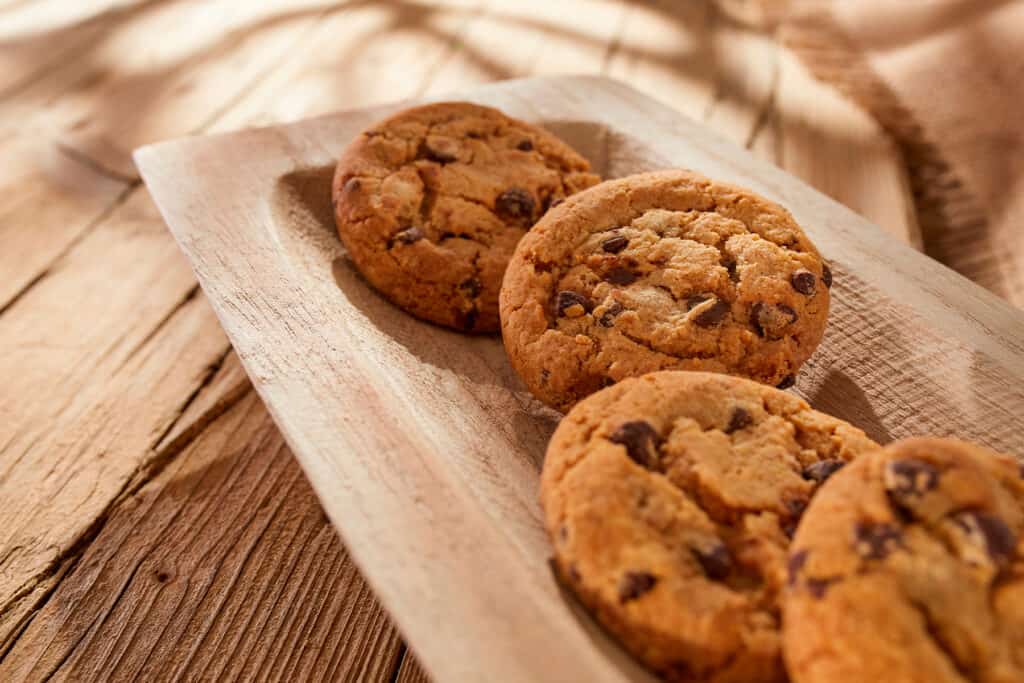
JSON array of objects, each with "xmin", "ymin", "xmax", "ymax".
[
  {"xmin": 784, "ymin": 437, "xmax": 1024, "ymax": 683},
  {"xmin": 333, "ymin": 102, "xmax": 600, "ymax": 332},
  {"xmin": 541, "ymin": 371, "xmax": 879, "ymax": 682},
  {"xmin": 500, "ymin": 170, "xmax": 831, "ymax": 411}
]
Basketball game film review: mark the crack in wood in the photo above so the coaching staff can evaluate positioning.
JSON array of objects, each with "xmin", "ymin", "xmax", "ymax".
[
  {"xmin": 117, "ymin": 284, "xmax": 201, "ymax": 373},
  {"xmin": 0, "ymin": 344, "xmax": 244, "ymax": 660},
  {"xmin": 55, "ymin": 143, "xmax": 138, "ymax": 185},
  {"xmin": 0, "ymin": 182, "xmax": 137, "ymax": 316}
]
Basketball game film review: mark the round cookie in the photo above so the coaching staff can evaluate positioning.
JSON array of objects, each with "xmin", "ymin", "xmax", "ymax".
[
  {"xmin": 541, "ymin": 371, "xmax": 879, "ymax": 683},
  {"xmin": 500, "ymin": 169, "xmax": 831, "ymax": 412},
  {"xmin": 784, "ymin": 437, "xmax": 1024, "ymax": 683},
  {"xmin": 333, "ymin": 102, "xmax": 600, "ymax": 332}
]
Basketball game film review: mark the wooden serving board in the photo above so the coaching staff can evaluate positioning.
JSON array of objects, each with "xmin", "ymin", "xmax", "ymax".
[{"xmin": 135, "ymin": 76, "xmax": 1024, "ymax": 682}]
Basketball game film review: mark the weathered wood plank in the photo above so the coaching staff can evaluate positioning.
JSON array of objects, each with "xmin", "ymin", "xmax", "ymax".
[
  {"xmin": 212, "ymin": 0, "xmax": 484, "ymax": 131},
  {"xmin": 603, "ymin": 0, "xmax": 719, "ymax": 122},
  {"xmin": 0, "ymin": 370, "xmax": 404, "ymax": 682},
  {"xmin": 0, "ymin": 189, "xmax": 232, "ymax": 650},
  {"xmin": 0, "ymin": 0, "xmax": 143, "ymax": 96},
  {"xmin": 0, "ymin": 0, "xmax": 333, "ymax": 310},
  {"xmin": 699, "ymin": 11, "xmax": 778, "ymax": 147},
  {"xmin": 419, "ymin": 0, "xmax": 630, "ymax": 111},
  {"xmin": 0, "ymin": 123, "xmax": 129, "ymax": 312},
  {"xmin": 31, "ymin": 0, "xmax": 333, "ymax": 180}
]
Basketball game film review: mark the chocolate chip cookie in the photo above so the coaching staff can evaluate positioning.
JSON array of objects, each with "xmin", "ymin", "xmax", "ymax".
[
  {"xmin": 500, "ymin": 170, "xmax": 831, "ymax": 411},
  {"xmin": 784, "ymin": 437, "xmax": 1024, "ymax": 683},
  {"xmin": 541, "ymin": 371, "xmax": 879, "ymax": 682},
  {"xmin": 333, "ymin": 102, "xmax": 600, "ymax": 332}
]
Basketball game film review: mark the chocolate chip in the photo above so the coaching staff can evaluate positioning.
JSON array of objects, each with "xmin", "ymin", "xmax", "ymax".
[
  {"xmin": 777, "ymin": 375, "xmax": 796, "ymax": 390},
  {"xmin": 725, "ymin": 407, "xmax": 753, "ymax": 434},
  {"xmin": 751, "ymin": 302, "xmax": 798, "ymax": 339},
  {"xmin": 601, "ymin": 234, "xmax": 629, "ymax": 254},
  {"xmin": 791, "ymin": 270, "xmax": 817, "ymax": 295},
  {"xmin": 568, "ymin": 564, "xmax": 581, "ymax": 583},
  {"xmin": 609, "ymin": 420, "xmax": 662, "ymax": 469},
  {"xmin": 782, "ymin": 499, "xmax": 808, "ymax": 538},
  {"xmin": 618, "ymin": 571, "xmax": 657, "ymax": 603},
  {"xmin": 954, "ymin": 511, "xmax": 1016, "ymax": 567},
  {"xmin": 724, "ymin": 259, "xmax": 740, "ymax": 283},
  {"xmin": 459, "ymin": 277, "xmax": 482, "ymax": 298},
  {"xmin": 806, "ymin": 577, "xmax": 834, "ymax": 599},
  {"xmin": 789, "ymin": 553, "xmax": 837, "ymax": 598},
  {"xmin": 884, "ymin": 459, "xmax": 939, "ymax": 512},
  {"xmin": 598, "ymin": 301, "xmax": 624, "ymax": 327},
  {"xmin": 692, "ymin": 298, "xmax": 730, "ymax": 328},
  {"xmin": 853, "ymin": 521, "xmax": 903, "ymax": 560},
  {"xmin": 822, "ymin": 264, "xmax": 833, "ymax": 288},
  {"xmin": 426, "ymin": 149, "xmax": 456, "ymax": 164},
  {"xmin": 392, "ymin": 226, "xmax": 423, "ymax": 245},
  {"xmin": 555, "ymin": 291, "xmax": 591, "ymax": 318},
  {"xmin": 693, "ymin": 543, "xmax": 732, "ymax": 580},
  {"xmin": 516, "ymin": 139, "xmax": 533, "ymax": 151},
  {"xmin": 666, "ymin": 661, "xmax": 695, "ymax": 680},
  {"xmin": 343, "ymin": 177, "xmax": 361, "ymax": 193},
  {"xmin": 495, "ymin": 187, "xmax": 535, "ymax": 223},
  {"xmin": 803, "ymin": 459, "xmax": 845, "ymax": 484},
  {"xmin": 601, "ymin": 376, "xmax": 616, "ymax": 388},
  {"xmin": 606, "ymin": 266, "xmax": 639, "ymax": 285},
  {"xmin": 787, "ymin": 550, "xmax": 809, "ymax": 586},
  {"xmin": 456, "ymin": 308, "xmax": 479, "ymax": 331}
]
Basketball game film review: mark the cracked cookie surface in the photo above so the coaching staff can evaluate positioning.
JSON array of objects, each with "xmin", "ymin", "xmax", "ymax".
[
  {"xmin": 500, "ymin": 170, "xmax": 830, "ymax": 411},
  {"xmin": 541, "ymin": 371, "xmax": 878, "ymax": 683},
  {"xmin": 332, "ymin": 102, "xmax": 600, "ymax": 332},
  {"xmin": 784, "ymin": 437, "xmax": 1024, "ymax": 683}
]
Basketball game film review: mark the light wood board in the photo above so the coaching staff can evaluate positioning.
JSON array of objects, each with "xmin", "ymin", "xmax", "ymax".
[{"xmin": 136, "ymin": 75, "xmax": 1024, "ymax": 681}]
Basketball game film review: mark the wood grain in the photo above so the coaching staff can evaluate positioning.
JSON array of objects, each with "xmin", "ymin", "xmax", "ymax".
[
  {"xmin": 0, "ymin": 0, "xmax": 329, "ymax": 311},
  {"xmin": 0, "ymin": 189, "xmax": 234, "ymax": 650},
  {"xmin": 0, "ymin": 118, "xmax": 130, "ymax": 312},
  {"xmin": 137, "ymin": 75, "xmax": 1024, "ymax": 682},
  {"xmin": 0, "ymin": 0, "xmax": 142, "ymax": 96},
  {"xmin": 0, "ymin": 354, "xmax": 404, "ymax": 682}
]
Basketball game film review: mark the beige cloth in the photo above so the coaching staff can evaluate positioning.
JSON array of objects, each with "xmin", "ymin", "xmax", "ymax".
[{"xmin": 776, "ymin": 0, "xmax": 1024, "ymax": 306}]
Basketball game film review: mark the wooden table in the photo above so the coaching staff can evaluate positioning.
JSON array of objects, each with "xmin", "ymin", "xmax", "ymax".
[{"xmin": 0, "ymin": 1, "xmax": 916, "ymax": 680}]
